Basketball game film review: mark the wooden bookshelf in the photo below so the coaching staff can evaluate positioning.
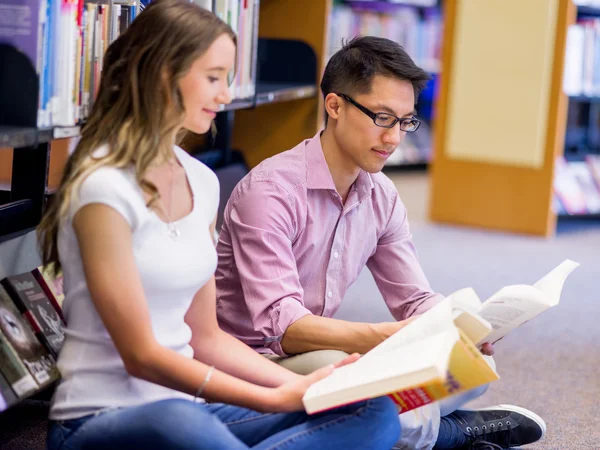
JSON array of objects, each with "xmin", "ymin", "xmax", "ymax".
[
  {"xmin": 429, "ymin": 0, "xmax": 576, "ymax": 236},
  {"xmin": 0, "ymin": 0, "xmax": 327, "ymax": 240},
  {"xmin": 232, "ymin": 0, "xmax": 332, "ymax": 168}
]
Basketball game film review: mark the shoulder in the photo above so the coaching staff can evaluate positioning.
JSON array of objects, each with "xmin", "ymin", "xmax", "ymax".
[
  {"xmin": 72, "ymin": 164, "xmax": 141, "ymax": 228},
  {"xmin": 369, "ymin": 171, "xmax": 400, "ymax": 199},
  {"xmin": 235, "ymin": 143, "xmax": 308, "ymax": 201},
  {"xmin": 368, "ymin": 172, "xmax": 408, "ymax": 227},
  {"xmin": 78, "ymin": 165, "xmax": 136, "ymax": 198},
  {"xmin": 175, "ymin": 147, "xmax": 218, "ymax": 189}
]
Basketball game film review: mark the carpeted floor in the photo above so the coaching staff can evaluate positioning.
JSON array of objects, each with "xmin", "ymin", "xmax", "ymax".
[{"xmin": 334, "ymin": 171, "xmax": 600, "ymax": 450}]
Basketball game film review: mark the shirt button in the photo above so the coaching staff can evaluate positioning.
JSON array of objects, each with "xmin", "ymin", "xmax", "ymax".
[
  {"xmin": 327, "ymin": 291, "xmax": 333, "ymax": 298},
  {"xmin": 333, "ymin": 251, "xmax": 339, "ymax": 259}
]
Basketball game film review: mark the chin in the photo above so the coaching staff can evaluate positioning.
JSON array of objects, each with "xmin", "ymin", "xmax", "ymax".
[
  {"xmin": 184, "ymin": 119, "xmax": 212, "ymax": 135},
  {"xmin": 361, "ymin": 161, "xmax": 387, "ymax": 174}
]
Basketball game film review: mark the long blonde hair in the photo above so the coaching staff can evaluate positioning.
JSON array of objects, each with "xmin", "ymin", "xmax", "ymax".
[{"xmin": 38, "ymin": 0, "xmax": 235, "ymax": 275}]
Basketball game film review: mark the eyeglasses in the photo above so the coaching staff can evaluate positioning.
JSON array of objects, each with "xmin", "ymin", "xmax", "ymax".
[{"xmin": 336, "ymin": 93, "xmax": 421, "ymax": 133}]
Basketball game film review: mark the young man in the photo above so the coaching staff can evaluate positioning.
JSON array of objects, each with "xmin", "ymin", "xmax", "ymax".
[{"xmin": 215, "ymin": 37, "xmax": 545, "ymax": 449}]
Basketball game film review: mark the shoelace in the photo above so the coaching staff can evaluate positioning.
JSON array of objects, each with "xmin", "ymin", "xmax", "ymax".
[{"xmin": 465, "ymin": 420, "xmax": 512, "ymax": 449}]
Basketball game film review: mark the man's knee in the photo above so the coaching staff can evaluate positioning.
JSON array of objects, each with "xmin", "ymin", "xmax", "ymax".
[{"xmin": 278, "ymin": 350, "xmax": 350, "ymax": 375}]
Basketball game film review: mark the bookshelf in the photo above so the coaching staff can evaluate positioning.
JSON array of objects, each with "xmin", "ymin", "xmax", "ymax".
[
  {"xmin": 0, "ymin": 0, "xmax": 330, "ymax": 243},
  {"xmin": 327, "ymin": 0, "xmax": 443, "ymax": 169},
  {"xmin": 558, "ymin": 2, "xmax": 600, "ymax": 217}
]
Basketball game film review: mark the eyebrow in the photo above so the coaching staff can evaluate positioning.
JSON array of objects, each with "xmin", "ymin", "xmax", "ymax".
[
  {"xmin": 207, "ymin": 66, "xmax": 229, "ymax": 72},
  {"xmin": 373, "ymin": 103, "xmax": 417, "ymax": 117}
]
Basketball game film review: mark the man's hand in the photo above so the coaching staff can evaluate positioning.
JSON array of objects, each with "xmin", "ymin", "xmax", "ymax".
[
  {"xmin": 375, "ymin": 316, "xmax": 419, "ymax": 341},
  {"xmin": 268, "ymin": 353, "xmax": 360, "ymax": 412}
]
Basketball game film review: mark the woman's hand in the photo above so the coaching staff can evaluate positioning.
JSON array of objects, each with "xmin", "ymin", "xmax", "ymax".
[{"xmin": 268, "ymin": 353, "xmax": 360, "ymax": 412}]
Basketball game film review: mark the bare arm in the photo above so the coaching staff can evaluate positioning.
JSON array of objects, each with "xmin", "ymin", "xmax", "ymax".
[
  {"xmin": 282, "ymin": 315, "xmax": 413, "ymax": 355},
  {"xmin": 185, "ymin": 273, "xmax": 300, "ymax": 387},
  {"xmin": 74, "ymin": 204, "xmax": 325, "ymax": 412}
]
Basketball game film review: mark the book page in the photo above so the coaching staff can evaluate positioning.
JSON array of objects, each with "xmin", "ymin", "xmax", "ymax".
[
  {"xmin": 479, "ymin": 285, "xmax": 553, "ymax": 344},
  {"xmin": 359, "ymin": 298, "xmax": 457, "ymax": 364},
  {"xmin": 478, "ymin": 260, "xmax": 579, "ymax": 344},
  {"xmin": 532, "ymin": 259, "xmax": 580, "ymax": 307}
]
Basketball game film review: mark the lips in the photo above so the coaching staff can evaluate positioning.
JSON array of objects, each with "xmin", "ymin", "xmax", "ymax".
[
  {"xmin": 372, "ymin": 148, "xmax": 392, "ymax": 158},
  {"xmin": 203, "ymin": 108, "xmax": 217, "ymax": 118}
]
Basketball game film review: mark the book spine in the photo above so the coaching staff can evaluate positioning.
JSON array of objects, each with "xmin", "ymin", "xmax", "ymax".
[
  {"xmin": 31, "ymin": 268, "xmax": 66, "ymax": 324},
  {"xmin": 1, "ymin": 276, "xmax": 64, "ymax": 358},
  {"xmin": 0, "ymin": 371, "xmax": 19, "ymax": 411},
  {"xmin": 0, "ymin": 335, "xmax": 39, "ymax": 398}
]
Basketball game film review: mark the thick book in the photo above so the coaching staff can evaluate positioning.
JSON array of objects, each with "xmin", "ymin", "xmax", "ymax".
[
  {"xmin": 2, "ymin": 272, "xmax": 65, "ymax": 357},
  {"xmin": 0, "ymin": 371, "xmax": 19, "ymax": 412},
  {"xmin": 302, "ymin": 259, "xmax": 578, "ymax": 415},
  {"xmin": 0, "ymin": 285, "xmax": 59, "ymax": 391}
]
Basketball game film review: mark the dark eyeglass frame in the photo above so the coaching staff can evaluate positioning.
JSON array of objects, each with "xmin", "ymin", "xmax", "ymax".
[{"xmin": 336, "ymin": 93, "xmax": 422, "ymax": 133}]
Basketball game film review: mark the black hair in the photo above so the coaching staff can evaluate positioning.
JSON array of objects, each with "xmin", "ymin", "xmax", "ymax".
[{"xmin": 321, "ymin": 36, "xmax": 431, "ymax": 122}]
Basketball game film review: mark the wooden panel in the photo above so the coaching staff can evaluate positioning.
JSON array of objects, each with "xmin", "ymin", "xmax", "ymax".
[
  {"xmin": 428, "ymin": 0, "xmax": 575, "ymax": 236},
  {"xmin": 0, "ymin": 139, "xmax": 71, "ymax": 191},
  {"xmin": 232, "ymin": 0, "xmax": 331, "ymax": 167},
  {"xmin": 446, "ymin": 0, "xmax": 559, "ymax": 168},
  {"xmin": 47, "ymin": 139, "xmax": 71, "ymax": 191},
  {"xmin": 0, "ymin": 148, "xmax": 12, "ymax": 186}
]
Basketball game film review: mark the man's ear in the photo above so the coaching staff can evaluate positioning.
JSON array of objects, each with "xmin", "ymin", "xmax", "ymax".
[{"xmin": 324, "ymin": 93, "xmax": 342, "ymax": 121}]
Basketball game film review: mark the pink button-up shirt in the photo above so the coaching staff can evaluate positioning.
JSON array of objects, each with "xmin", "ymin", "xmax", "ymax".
[{"xmin": 215, "ymin": 132, "xmax": 443, "ymax": 355}]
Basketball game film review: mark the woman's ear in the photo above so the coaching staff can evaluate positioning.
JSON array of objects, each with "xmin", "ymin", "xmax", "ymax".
[{"xmin": 324, "ymin": 93, "xmax": 342, "ymax": 121}]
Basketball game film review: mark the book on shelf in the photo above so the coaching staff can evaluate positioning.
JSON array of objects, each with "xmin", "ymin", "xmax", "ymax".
[
  {"xmin": 328, "ymin": 2, "xmax": 442, "ymax": 72},
  {"xmin": 554, "ymin": 157, "xmax": 590, "ymax": 215},
  {"xmin": 1, "ymin": 272, "xmax": 65, "ymax": 358},
  {"xmin": 213, "ymin": 0, "xmax": 257, "ymax": 100},
  {"xmin": 0, "ymin": 371, "xmax": 19, "ymax": 412},
  {"xmin": 0, "ymin": 0, "xmax": 259, "ymax": 128},
  {"xmin": 302, "ymin": 259, "xmax": 578, "ymax": 415},
  {"xmin": 563, "ymin": 18, "xmax": 600, "ymax": 98},
  {"xmin": 554, "ymin": 156, "xmax": 600, "ymax": 215},
  {"xmin": 0, "ymin": 285, "xmax": 59, "ymax": 397},
  {"xmin": 587, "ymin": 154, "xmax": 600, "ymax": 189}
]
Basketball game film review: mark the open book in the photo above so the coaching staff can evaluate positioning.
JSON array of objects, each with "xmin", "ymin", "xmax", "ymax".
[
  {"xmin": 451, "ymin": 259, "xmax": 579, "ymax": 345},
  {"xmin": 302, "ymin": 259, "xmax": 578, "ymax": 415}
]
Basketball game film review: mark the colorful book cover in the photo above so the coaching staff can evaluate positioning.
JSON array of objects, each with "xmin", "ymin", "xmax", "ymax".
[
  {"xmin": 2, "ymin": 273, "xmax": 65, "ymax": 358},
  {"xmin": 389, "ymin": 329, "xmax": 498, "ymax": 413},
  {"xmin": 0, "ymin": 285, "xmax": 60, "ymax": 389}
]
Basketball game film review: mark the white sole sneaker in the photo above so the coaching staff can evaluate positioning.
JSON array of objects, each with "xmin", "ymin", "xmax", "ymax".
[{"xmin": 475, "ymin": 404, "xmax": 547, "ymax": 438}]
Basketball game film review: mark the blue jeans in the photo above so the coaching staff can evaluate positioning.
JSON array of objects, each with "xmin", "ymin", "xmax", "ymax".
[{"xmin": 47, "ymin": 397, "xmax": 400, "ymax": 450}]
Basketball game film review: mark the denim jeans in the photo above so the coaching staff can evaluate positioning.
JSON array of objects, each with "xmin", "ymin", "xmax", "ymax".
[{"xmin": 47, "ymin": 397, "xmax": 400, "ymax": 450}]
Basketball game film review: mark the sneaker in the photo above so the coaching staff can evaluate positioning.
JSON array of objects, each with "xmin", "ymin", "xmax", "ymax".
[{"xmin": 446, "ymin": 404, "xmax": 546, "ymax": 449}]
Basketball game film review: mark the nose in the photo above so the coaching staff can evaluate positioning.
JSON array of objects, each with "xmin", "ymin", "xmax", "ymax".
[
  {"xmin": 217, "ymin": 85, "xmax": 232, "ymax": 105},
  {"xmin": 382, "ymin": 122, "xmax": 404, "ymax": 147}
]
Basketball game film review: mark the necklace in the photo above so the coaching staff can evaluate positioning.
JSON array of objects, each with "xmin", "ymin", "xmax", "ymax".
[{"xmin": 161, "ymin": 161, "xmax": 181, "ymax": 241}]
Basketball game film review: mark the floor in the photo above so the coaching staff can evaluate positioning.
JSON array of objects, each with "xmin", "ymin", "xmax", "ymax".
[{"xmin": 335, "ymin": 169, "xmax": 600, "ymax": 450}]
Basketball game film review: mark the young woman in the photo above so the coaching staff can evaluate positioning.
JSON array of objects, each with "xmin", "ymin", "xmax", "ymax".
[{"xmin": 38, "ymin": 1, "xmax": 400, "ymax": 449}]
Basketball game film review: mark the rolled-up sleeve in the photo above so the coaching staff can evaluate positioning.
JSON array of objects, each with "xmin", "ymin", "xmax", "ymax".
[
  {"xmin": 227, "ymin": 181, "xmax": 311, "ymax": 355},
  {"xmin": 367, "ymin": 193, "xmax": 444, "ymax": 320}
]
